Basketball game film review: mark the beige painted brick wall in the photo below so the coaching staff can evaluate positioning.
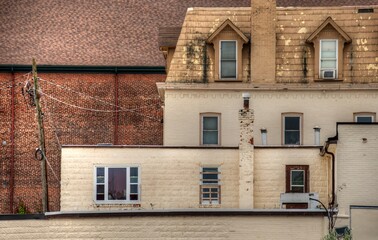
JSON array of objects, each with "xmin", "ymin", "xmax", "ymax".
[
  {"xmin": 61, "ymin": 147, "xmax": 239, "ymax": 211},
  {"xmin": 254, "ymin": 148, "xmax": 329, "ymax": 208},
  {"xmin": 336, "ymin": 125, "xmax": 378, "ymax": 216},
  {"xmin": 0, "ymin": 215, "xmax": 327, "ymax": 239},
  {"xmin": 164, "ymin": 89, "xmax": 378, "ymax": 146}
]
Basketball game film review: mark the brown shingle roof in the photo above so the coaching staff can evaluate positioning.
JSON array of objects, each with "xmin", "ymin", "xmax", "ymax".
[{"xmin": 0, "ymin": 0, "xmax": 376, "ymax": 66}]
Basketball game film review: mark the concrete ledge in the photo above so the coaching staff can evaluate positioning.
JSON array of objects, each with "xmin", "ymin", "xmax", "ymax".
[{"xmin": 45, "ymin": 209, "xmax": 328, "ymax": 218}]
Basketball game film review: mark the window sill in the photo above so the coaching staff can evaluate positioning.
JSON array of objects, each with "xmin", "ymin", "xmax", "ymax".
[
  {"xmin": 215, "ymin": 80, "xmax": 243, "ymax": 82},
  {"xmin": 314, "ymin": 79, "xmax": 343, "ymax": 82},
  {"xmin": 94, "ymin": 201, "xmax": 141, "ymax": 206},
  {"xmin": 199, "ymin": 204, "xmax": 221, "ymax": 208}
]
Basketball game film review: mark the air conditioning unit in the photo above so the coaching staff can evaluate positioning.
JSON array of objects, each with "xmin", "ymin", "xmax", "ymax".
[
  {"xmin": 322, "ymin": 69, "xmax": 336, "ymax": 79},
  {"xmin": 280, "ymin": 192, "xmax": 319, "ymax": 209}
]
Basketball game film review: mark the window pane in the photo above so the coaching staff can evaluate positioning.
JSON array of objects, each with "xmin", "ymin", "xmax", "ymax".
[
  {"xmin": 130, "ymin": 194, "xmax": 138, "ymax": 201},
  {"xmin": 96, "ymin": 185, "xmax": 104, "ymax": 200},
  {"xmin": 130, "ymin": 184, "xmax": 138, "ymax": 194},
  {"xmin": 291, "ymin": 170, "xmax": 304, "ymax": 185},
  {"xmin": 321, "ymin": 41, "xmax": 336, "ymax": 54},
  {"xmin": 203, "ymin": 131, "xmax": 218, "ymax": 145},
  {"xmin": 221, "ymin": 42, "xmax": 236, "ymax": 59},
  {"xmin": 285, "ymin": 131, "xmax": 300, "ymax": 145},
  {"xmin": 221, "ymin": 61, "xmax": 236, "ymax": 78},
  {"xmin": 96, "ymin": 167, "xmax": 104, "ymax": 183},
  {"xmin": 203, "ymin": 117, "xmax": 218, "ymax": 130},
  {"xmin": 130, "ymin": 167, "xmax": 138, "ymax": 177},
  {"xmin": 356, "ymin": 116, "xmax": 373, "ymax": 123},
  {"xmin": 108, "ymin": 168, "xmax": 126, "ymax": 200},
  {"xmin": 203, "ymin": 168, "xmax": 218, "ymax": 173},
  {"xmin": 285, "ymin": 117, "xmax": 300, "ymax": 130},
  {"xmin": 321, "ymin": 60, "xmax": 336, "ymax": 68}
]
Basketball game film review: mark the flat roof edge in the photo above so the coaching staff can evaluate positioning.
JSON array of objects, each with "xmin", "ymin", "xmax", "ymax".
[{"xmin": 45, "ymin": 209, "xmax": 328, "ymax": 218}]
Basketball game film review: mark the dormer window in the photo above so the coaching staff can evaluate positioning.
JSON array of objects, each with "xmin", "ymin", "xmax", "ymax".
[
  {"xmin": 220, "ymin": 41, "xmax": 237, "ymax": 79},
  {"xmin": 207, "ymin": 19, "xmax": 249, "ymax": 82},
  {"xmin": 320, "ymin": 40, "xmax": 337, "ymax": 79},
  {"xmin": 306, "ymin": 17, "xmax": 351, "ymax": 81}
]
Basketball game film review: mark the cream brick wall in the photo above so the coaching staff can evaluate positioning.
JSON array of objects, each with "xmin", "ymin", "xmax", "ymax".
[
  {"xmin": 61, "ymin": 147, "xmax": 239, "ymax": 211},
  {"xmin": 254, "ymin": 148, "xmax": 329, "ymax": 208},
  {"xmin": 0, "ymin": 215, "xmax": 327, "ymax": 239},
  {"xmin": 164, "ymin": 89, "xmax": 378, "ymax": 146},
  {"xmin": 336, "ymin": 125, "xmax": 378, "ymax": 216}
]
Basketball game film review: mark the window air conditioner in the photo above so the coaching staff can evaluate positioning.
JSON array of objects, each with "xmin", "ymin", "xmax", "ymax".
[{"xmin": 322, "ymin": 70, "xmax": 336, "ymax": 79}]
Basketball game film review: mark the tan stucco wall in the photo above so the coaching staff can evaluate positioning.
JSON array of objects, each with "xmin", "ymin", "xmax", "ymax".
[
  {"xmin": 61, "ymin": 147, "xmax": 239, "ymax": 211},
  {"xmin": 254, "ymin": 148, "xmax": 329, "ymax": 208},
  {"xmin": 61, "ymin": 146, "xmax": 328, "ymax": 212},
  {"xmin": 336, "ymin": 125, "xmax": 378, "ymax": 216},
  {"xmin": 0, "ymin": 215, "xmax": 327, "ymax": 239},
  {"xmin": 164, "ymin": 90, "xmax": 378, "ymax": 146}
]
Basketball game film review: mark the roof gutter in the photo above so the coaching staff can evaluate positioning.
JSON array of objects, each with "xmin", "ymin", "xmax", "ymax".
[{"xmin": 0, "ymin": 65, "xmax": 165, "ymax": 74}]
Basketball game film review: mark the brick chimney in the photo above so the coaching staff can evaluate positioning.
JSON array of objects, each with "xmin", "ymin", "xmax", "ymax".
[
  {"xmin": 251, "ymin": 0, "xmax": 276, "ymax": 84},
  {"xmin": 238, "ymin": 98, "xmax": 254, "ymax": 208}
]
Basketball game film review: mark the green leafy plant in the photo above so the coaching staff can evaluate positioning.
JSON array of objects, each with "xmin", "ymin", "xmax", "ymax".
[
  {"xmin": 16, "ymin": 201, "xmax": 29, "ymax": 214},
  {"xmin": 323, "ymin": 230, "xmax": 352, "ymax": 240}
]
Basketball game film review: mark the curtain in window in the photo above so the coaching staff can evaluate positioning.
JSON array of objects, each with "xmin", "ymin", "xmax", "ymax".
[{"xmin": 108, "ymin": 168, "xmax": 127, "ymax": 200}]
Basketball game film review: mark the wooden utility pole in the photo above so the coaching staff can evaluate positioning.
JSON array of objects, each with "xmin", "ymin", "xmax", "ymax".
[{"xmin": 32, "ymin": 59, "xmax": 48, "ymax": 212}]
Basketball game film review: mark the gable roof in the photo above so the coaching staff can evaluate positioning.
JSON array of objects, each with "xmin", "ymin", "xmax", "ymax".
[
  {"xmin": 207, "ymin": 19, "xmax": 249, "ymax": 43},
  {"xmin": 306, "ymin": 17, "xmax": 352, "ymax": 43}
]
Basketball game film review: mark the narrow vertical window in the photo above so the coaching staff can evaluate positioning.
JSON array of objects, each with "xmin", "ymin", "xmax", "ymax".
[
  {"xmin": 201, "ymin": 114, "xmax": 220, "ymax": 145},
  {"xmin": 200, "ymin": 167, "xmax": 220, "ymax": 205},
  {"xmin": 220, "ymin": 41, "xmax": 236, "ymax": 79},
  {"xmin": 320, "ymin": 40, "xmax": 337, "ymax": 79},
  {"xmin": 283, "ymin": 114, "xmax": 302, "ymax": 145}
]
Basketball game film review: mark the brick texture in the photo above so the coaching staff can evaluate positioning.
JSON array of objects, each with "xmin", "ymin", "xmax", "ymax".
[{"xmin": 0, "ymin": 72, "xmax": 165, "ymax": 213}]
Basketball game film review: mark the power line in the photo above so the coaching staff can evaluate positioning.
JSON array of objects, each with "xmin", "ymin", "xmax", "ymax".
[
  {"xmin": 42, "ymin": 92, "xmax": 162, "ymax": 121},
  {"xmin": 39, "ymin": 77, "xmax": 161, "ymax": 111}
]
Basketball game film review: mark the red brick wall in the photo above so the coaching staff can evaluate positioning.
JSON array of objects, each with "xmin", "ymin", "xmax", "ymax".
[{"xmin": 0, "ymin": 72, "xmax": 164, "ymax": 213}]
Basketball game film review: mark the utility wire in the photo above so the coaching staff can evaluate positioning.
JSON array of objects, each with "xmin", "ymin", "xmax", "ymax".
[
  {"xmin": 42, "ymin": 92, "xmax": 161, "ymax": 121},
  {"xmin": 41, "ymin": 98, "xmax": 62, "ymax": 150},
  {"xmin": 39, "ymin": 77, "xmax": 161, "ymax": 111}
]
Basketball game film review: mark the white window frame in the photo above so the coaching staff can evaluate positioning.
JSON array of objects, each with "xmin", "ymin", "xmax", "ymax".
[
  {"xmin": 319, "ymin": 39, "xmax": 338, "ymax": 79},
  {"xmin": 219, "ymin": 40, "xmax": 237, "ymax": 80},
  {"xmin": 200, "ymin": 167, "xmax": 221, "ymax": 205},
  {"xmin": 94, "ymin": 165, "xmax": 140, "ymax": 204},
  {"xmin": 290, "ymin": 170, "xmax": 305, "ymax": 193},
  {"xmin": 354, "ymin": 113, "xmax": 376, "ymax": 123},
  {"xmin": 200, "ymin": 113, "xmax": 220, "ymax": 146},
  {"xmin": 282, "ymin": 113, "xmax": 302, "ymax": 145}
]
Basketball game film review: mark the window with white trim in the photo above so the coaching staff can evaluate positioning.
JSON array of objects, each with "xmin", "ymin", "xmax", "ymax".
[
  {"xmin": 220, "ymin": 40, "xmax": 237, "ymax": 79},
  {"xmin": 354, "ymin": 112, "xmax": 376, "ymax": 123},
  {"xmin": 201, "ymin": 113, "xmax": 220, "ymax": 145},
  {"xmin": 95, "ymin": 166, "xmax": 140, "ymax": 203},
  {"xmin": 320, "ymin": 40, "xmax": 338, "ymax": 79},
  {"xmin": 283, "ymin": 113, "xmax": 302, "ymax": 145},
  {"xmin": 200, "ymin": 167, "xmax": 220, "ymax": 205}
]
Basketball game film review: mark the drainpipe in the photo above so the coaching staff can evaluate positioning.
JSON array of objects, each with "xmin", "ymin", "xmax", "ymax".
[
  {"xmin": 324, "ymin": 141, "xmax": 335, "ymax": 206},
  {"xmin": 10, "ymin": 70, "xmax": 15, "ymax": 213},
  {"xmin": 113, "ymin": 69, "xmax": 119, "ymax": 145}
]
